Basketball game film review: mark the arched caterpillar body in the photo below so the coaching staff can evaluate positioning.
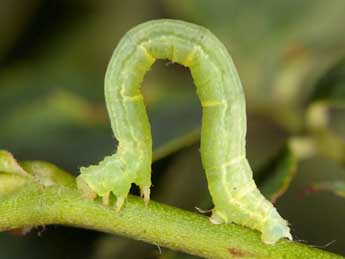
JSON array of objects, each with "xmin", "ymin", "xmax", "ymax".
[{"xmin": 77, "ymin": 19, "xmax": 292, "ymax": 244}]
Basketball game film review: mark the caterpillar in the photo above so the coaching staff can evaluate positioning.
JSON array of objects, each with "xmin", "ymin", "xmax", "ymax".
[{"xmin": 77, "ymin": 19, "xmax": 292, "ymax": 244}]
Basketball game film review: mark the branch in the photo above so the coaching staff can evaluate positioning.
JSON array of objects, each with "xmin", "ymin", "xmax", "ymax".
[{"xmin": 0, "ymin": 161, "xmax": 343, "ymax": 259}]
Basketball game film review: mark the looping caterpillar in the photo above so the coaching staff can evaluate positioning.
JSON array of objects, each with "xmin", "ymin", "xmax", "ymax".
[{"xmin": 77, "ymin": 19, "xmax": 292, "ymax": 244}]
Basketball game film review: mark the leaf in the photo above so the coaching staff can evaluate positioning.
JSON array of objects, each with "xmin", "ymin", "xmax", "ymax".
[
  {"xmin": 20, "ymin": 161, "xmax": 76, "ymax": 188},
  {"xmin": 0, "ymin": 61, "xmax": 201, "ymax": 170},
  {"xmin": 144, "ymin": 61, "xmax": 202, "ymax": 160},
  {"xmin": 154, "ymin": 144, "xmax": 209, "ymax": 210},
  {"xmin": 163, "ymin": 0, "xmax": 345, "ymax": 132},
  {"xmin": 0, "ymin": 150, "xmax": 28, "ymax": 177},
  {"xmin": 309, "ymin": 58, "xmax": 345, "ymax": 107},
  {"xmin": 0, "ymin": 150, "xmax": 77, "ymax": 196},
  {"xmin": 307, "ymin": 181, "xmax": 345, "ymax": 199},
  {"xmin": 256, "ymin": 145, "xmax": 297, "ymax": 203},
  {"xmin": 305, "ymin": 58, "xmax": 345, "ymax": 164},
  {"xmin": 0, "ymin": 150, "xmax": 31, "ymax": 196},
  {"xmin": 1, "ymin": 89, "xmax": 107, "ymax": 133}
]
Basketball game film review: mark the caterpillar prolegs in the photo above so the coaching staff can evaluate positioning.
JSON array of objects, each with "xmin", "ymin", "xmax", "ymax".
[{"xmin": 77, "ymin": 19, "xmax": 292, "ymax": 244}]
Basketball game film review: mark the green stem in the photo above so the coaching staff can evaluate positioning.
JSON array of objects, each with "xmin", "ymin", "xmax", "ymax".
[{"xmin": 0, "ymin": 163, "xmax": 343, "ymax": 259}]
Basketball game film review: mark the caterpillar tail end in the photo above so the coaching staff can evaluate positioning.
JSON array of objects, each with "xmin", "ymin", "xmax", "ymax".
[
  {"xmin": 209, "ymin": 209, "xmax": 292, "ymax": 245},
  {"xmin": 261, "ymin": 219, "xmax": 292, "ymax": 245},
  {"xmin": 209, "ymin": 210, "xmax": 226, "ymax": 224}
]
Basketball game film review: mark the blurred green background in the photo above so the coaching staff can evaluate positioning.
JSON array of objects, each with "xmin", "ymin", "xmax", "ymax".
[{"xmin": 0, "ymin": 0, "xmax": 344, "ymax": 258}]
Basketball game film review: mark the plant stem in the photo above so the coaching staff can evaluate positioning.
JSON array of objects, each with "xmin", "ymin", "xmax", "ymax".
[{"xmin": 0, "ymin": 165, "xmax": 343, "ymax": 259}]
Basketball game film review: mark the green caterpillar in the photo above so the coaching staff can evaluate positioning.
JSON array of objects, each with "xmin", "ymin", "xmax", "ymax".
[{"xmin": 77, "ymin": 19, "xmax": 292, "ymax": 244}]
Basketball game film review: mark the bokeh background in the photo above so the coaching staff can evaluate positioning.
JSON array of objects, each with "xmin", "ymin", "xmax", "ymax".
[{"xmin": 0, "ymin": 1, "xmax": 345, "ymax": 258}]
